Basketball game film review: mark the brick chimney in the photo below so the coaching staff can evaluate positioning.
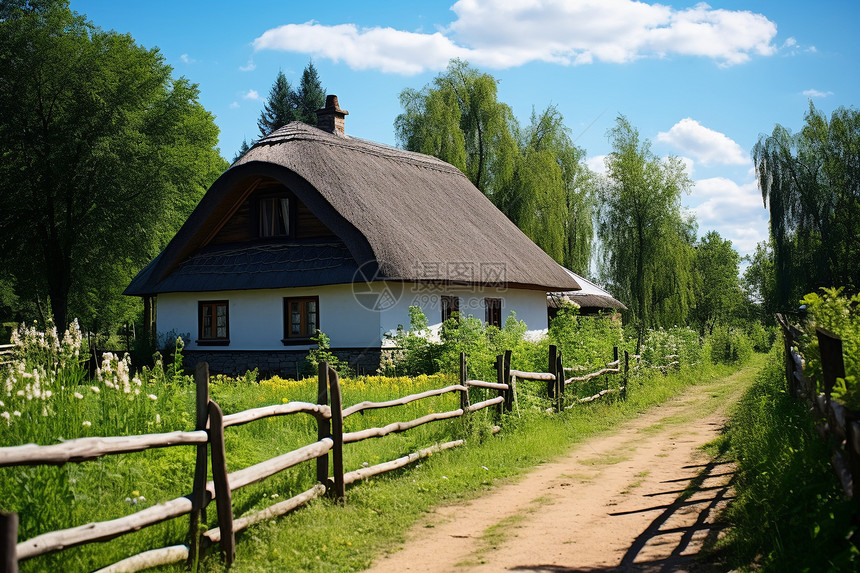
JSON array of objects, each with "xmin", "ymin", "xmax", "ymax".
[{"xmin": 315, "ymin": 94, "xmax": 348, "ymax": 136}]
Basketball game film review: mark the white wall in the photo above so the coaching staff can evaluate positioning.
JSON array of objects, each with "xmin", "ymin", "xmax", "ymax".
[
  {"xmin": 157, "ymin": 282, "xmax": 549, "ymax": 351},
  {"xmin": 378, "ymin": 282, "xmax": 549, "ymax": 338},
  {"xmin": 157, "ymin": 284, "xmax": 381, "ymax": 351}
]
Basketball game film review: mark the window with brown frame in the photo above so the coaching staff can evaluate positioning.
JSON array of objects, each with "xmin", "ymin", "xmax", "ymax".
[
  {"xmin": 485, "ymin": 297, "xmax": 502, "ymax": 328},
  {"xmin": 198, "ymin": 300, "xmax": 229, "ymax": 345},
  {"xmin": 283, "ymin": 296, "xmax": 319, "ymax": 344},
  {"xmin": 441, "ymin": 295, "xmax": 460, "ymax": 323},
  {"xmin": 258, "ymin": 195, "xmax": 291, "ymax": 237}
]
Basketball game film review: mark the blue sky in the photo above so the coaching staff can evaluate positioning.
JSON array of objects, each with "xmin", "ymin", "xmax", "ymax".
[{"xmin": 69, "ymin": 0, "xmax": 860, "ymax": 261}]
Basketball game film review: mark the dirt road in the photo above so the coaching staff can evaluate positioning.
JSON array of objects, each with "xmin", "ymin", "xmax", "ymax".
[{"xmin": 366, "ymin": 363, "xmax": 758, "ymax": 573}]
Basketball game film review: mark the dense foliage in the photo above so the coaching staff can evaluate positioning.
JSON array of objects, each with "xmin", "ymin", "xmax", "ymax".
[
  {"xmin": 798, "ymin": 287, "xmax": 860, "ymax": 408},
  {"xmin": 721, "ymin": 344, "xmax": 858, "ymax": 571},
  {"xmin": 395, "ymin": 60, "xmax": 595, "ymax": 274},
  {"xmin": 597, "ymin": 116, "xmax": 696, "ymax": 345},
  {"xmin": 754, "ymin": 103, "xmax": 860, "ymax": 310},
  {"xmin": 0, "ymin": 0, "xmax": 227, "ymax": 338}
]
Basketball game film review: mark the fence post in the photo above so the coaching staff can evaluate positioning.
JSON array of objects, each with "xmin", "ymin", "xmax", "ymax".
[
  {"xmin": 328, "ymin": 366, "xmax": 346, "ymax": 503},
  {"xmin": 495, "ymin": 355, "xmax": 505, "ymax": 418},
  {"xmin": 0, "ymin": 512, "xmax": 17, "ymax": 573},
  {"xmin": 555, "ymin": 353, "xmax": 565, "ymax": 412},
  {"xmin": 548, "ymin": 345, "xmax": 558, "ymax": 400},
  {"xmin": 777, "ymin": 314, "xmax": 797, "ymax": 397},
  {"xmin": 622, "ymin": 351, "xmax": 629, "ymax": 400},
  {"xmin": 317, "ymin": 363, "xmax": 330, "ymax": 486},
  {"xmin": 459, "ymin": 352, "xmax": 470, "ymax": 412},
  {"xmin": 208, "ymin": 401, "xmax": 234, "ymax": 566},
  {"xmin": 503, "ymin": 350, "xmax": 513, "ymax": 412},
  {"xmin": 816, "ymin": 327, "xmax": 846, "ymax": 401},
  {"xmin": 188, "ymin": 362, "xmax": 210, "ymax": 570}
]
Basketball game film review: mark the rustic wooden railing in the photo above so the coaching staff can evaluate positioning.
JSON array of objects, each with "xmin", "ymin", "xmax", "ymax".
[
  {"xmin": 506, "ymin": 345, "xmax": 628, "ymax": 412},
  {"xmin": 0, "ymin": 344, "xmax": 13, "ymax": 367},
  {"xmin": 777, "ymin": 313, "xmax": 860, "ymax": 501},
  {"xmin": 0, "ymin": 357, "xmax": 507, "ymax": 573}
]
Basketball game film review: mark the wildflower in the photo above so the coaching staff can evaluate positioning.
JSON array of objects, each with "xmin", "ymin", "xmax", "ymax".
[
  {"xmin": 13, "ymin": 411, "xmax": 21, "ymax": 417},
  {"xmin": 282, "ymin": 398, "xmax": 288, "ymax": 404},
  {"xmin": 91, "ymin": 386, "xmax": 100, "ymax": 394},
  {"xmin": 74, "ymin": 392, "xmax": 83, "ymax": 400},
  {"xmin": 1, "ymin": 411, "xmax": 10, "ymax": 424},
  {"xmin": 147, "ymin": 394, "xmax": 157, "ymax": 401},
  {"xmin": 132, "ymin": 490, "xmax": 140, "ymax": 497},
  {"xmin": 82, "ymin": 421, "xmax": 91, "ymax": 427},
  {"xmin": 155, "ymin": 413, "xmax": 161, "ymax": 425}
]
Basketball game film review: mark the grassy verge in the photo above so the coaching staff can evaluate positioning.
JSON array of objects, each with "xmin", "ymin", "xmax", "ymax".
[
  {"xmin": 181, "ymin": 361, "xmax": 744, "ymax": 573},
  {"xmin": 714, "ymin": 344, "xmax": 859, "ymax": 571}
]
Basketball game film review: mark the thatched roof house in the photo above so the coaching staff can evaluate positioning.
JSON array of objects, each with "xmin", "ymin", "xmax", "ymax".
[{"xmin": 126, "ymin": 96, "xmax": 579, "ymax": 374}]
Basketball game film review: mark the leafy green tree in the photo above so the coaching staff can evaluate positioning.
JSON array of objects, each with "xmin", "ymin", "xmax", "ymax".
[
  {"xmin": 742, "ymin": 239, "xmax": 778, "ymax": 323},
  {"xmin": 690, "ymin": 231, "xmax": 743, "ymax": 335},
  {"xmin": 396, "ymin": 61, "xmax": 593, "ymax": 269},
  {"xmin": 509, "ymin": 106, "xmax": 594, "ymax": 271},
  {"xmin": 396, "ymin": 59, "xmax": 518, "ymax": 201},
  {"xmin": 753, "ymin": 103, "xmax": 860, "ymax": 309},
  {"xmin": 597, "ymin": 116, "xmax": 695, "ymax": 346},
  {"xmin": 0, "ymin": 1, "xmax": 227, "ymax": 332}
]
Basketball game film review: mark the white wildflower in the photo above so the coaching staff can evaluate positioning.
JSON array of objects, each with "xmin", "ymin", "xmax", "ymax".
[
  {"xmin": 155, "ymin": 413, "xmax": 161, "ymax": 425},
  {"xmin": 1, "ymin": 411, "xmax": 10, "ymax": 425},
  {"xmin": 82, "ymin": 420, "xmax": 91, "ymax": 427},
  {"xmin": 91, "ymin": 386, "xmax": 100, "ymax": 394},
  {"xmin": 13, "ymin": 411, "xmax": 21, "ymax": 417},
  {"xmin": 74, "ymin": 392, "xmax": 83, "ymax": 399},
  {"xmin": 147, "ymin": 394, "xmax": 157, "ymax": 401}
]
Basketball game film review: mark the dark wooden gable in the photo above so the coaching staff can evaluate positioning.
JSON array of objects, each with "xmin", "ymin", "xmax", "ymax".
[{"xmin": 208, "ymin": 177, "xmax": 336, "ymax": 246}]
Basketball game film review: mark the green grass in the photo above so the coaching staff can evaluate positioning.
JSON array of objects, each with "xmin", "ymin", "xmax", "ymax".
[
  {"xmin": 713, "ymin": 344, "xmax": 860, "ymax": 571},
  {"xmin": 179, "ymin": 360, "xmax": 744, "ymax": 573},
  {"xmin": 2, "ymin": 325, "xmax": 752, "ymax": 573}
]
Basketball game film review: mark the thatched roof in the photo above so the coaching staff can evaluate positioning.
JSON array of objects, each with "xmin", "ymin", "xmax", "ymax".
[
  {"xmin": 548, "ymin": 268, "xmax": 626, "ymax": 311},
  {"xmin": 126, "ymin": 120, "xmax": 580, "ymax": 296}
]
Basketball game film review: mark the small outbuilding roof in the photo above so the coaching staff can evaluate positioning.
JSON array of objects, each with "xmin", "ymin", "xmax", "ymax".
[
  {"xmin": 547, "ymin": 267, "xmax": 626, "ymax": 311},
  {"xmin": 126, "ymin": 113, "xmax": 580, "ymax": 296}
]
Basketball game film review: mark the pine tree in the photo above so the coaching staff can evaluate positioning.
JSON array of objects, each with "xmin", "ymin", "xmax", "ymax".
[
  {"xmin": 257, "ymin": 70, "xmax": 295, "ymax": 137},
  {"xmin": 292, "ymin": 60, "xmax": 326, "ymax": 124}
]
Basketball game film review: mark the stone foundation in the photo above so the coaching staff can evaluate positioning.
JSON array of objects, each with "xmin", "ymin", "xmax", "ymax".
[{"xmin": 183, "ymin": 347, "xmax": 383, "ymax": 378}]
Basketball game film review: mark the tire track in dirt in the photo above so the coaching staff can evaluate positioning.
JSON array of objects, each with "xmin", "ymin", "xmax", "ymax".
[{"xmin": 366, "ymin": 364, "xmax": 758, "ymax": 572}]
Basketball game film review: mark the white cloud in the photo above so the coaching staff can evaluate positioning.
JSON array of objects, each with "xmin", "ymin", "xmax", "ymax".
[
  {"xmin": 242, "ymin": 89, "xmax": 262, "ymax": 101},
  {"xmin": 239, "ymin": 58, "xmax": 256, "ymax": 72},
  {"xmin": 252, "ymin": 1, "xmax": 778, "ymax": 75},
  {"xmin": 803, "ymin": 88, "xmax": 833, "ymax": 99},
  {"xmin": 586, "ymin": 154, "xmax": 607, "ymax": 176},
  {"xmin": 180, "ymin": 53, "xmax": 195, "ymax": 64},
  {"xmin": 230, "ymin": 101, "xmax": 240, "ymax": 109},
  {"xmin": 688, "ymin": 177, "xmax": 767, "ymax": 254},
  {"xmin": 656, "ymin": 118, "xmax": 748, "ymax": 166}
]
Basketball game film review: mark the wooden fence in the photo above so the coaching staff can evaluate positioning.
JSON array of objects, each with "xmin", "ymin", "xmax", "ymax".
[
  {"xmin": 777, "ymin": 313, "xmax": 860, "ymax": 501},
  {"xmin": 0, "ymin": 345, "xmax": 626, "ymax": 572},
  {"xmin": 0, "ymin": 344, "xmax": 13, "ymax": 368}
]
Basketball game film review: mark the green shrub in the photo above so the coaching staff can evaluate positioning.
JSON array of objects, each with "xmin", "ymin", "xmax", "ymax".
[
  {"xmin": 707, "ymin": 325, "xmax": 752, "ymax": 365},
  {"xmin": 746, "ymin": 320, "xmax": 777, "ymax": 353},
  {"xmin": 721, "ymin": 344, "xmax": 858, "ymax": 570},
  {"xmin": 799, "ymin": 287, "xmax": 860, "ymax": 409}
]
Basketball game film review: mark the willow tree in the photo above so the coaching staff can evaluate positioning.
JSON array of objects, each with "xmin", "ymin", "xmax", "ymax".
[
  {"xmin": 502, "ymin": 106, "xmax": 594, "ymax": 271},
  {"xmin": 396, "ymin": 61, "xmax": 593, "ymax": 270},
  {"xmin": 753, "ymin": 103, "xmax": 860, "ymax": 308},
  {"xmin": 395, "ymin": 59, "xmax": 517, "ymax": 202},
  {"xmin": 0, "ymin": 1, "xmax": 226, "ymax": 331},
  {"xmin": 597, "ymin": 116, "xmax": 695, "ymax": 345}
]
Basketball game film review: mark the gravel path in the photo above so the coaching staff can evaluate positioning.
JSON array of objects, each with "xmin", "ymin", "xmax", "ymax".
[{"xmin": 366, "ymin": 364, "xmax": 757, "ymax": 572}]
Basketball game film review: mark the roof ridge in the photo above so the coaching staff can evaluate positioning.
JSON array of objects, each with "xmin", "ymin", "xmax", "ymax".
[{"xmin": 256, "ymin": 122, "xmax": 467, "ymax": 178}]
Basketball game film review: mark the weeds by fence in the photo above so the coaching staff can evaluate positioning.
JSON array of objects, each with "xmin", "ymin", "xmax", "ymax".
[
  {"xmin": 777, "ymin": 313, "xmax": 860, "ymax": 501},
  {"xmin": 0, "ymin": 345, "xmax": 626, "ymax": 573}
]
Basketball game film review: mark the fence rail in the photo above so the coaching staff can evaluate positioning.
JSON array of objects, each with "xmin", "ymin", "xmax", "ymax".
[
  {"xmin": 0, "ymin": 344, "xmax": 631, "ymax": 572},
  {"xmin": 777, "ymin": 313, "xmax": 860, "ymax": 500}
]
